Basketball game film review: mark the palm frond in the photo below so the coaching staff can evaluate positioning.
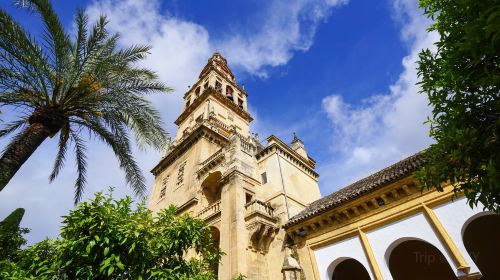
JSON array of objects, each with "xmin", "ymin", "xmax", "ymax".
[
  {"xmin": 0, "ymin": 118, "xmax": 27, "ymax": 138},
  {"xmin": 49, "ymin": 122, "xmax": 69, "ymax": 182},
  {"xmin": 59, "ymin": 16, "xmax": 115, "ymax": 106},
  {"xmin": 84, "ymin": 15, "xmax": 110, "ymax": 62},
  {"xmin": 115, "ymin": 45, "xmax": 151, "ymax": 63},
  {"xmin": 80, "ymin": 32, "xmax": 119, "ymax": 78},
  {"xmin": 16, "ymin": 0, "xmax": 71, "ymax": 84},
  {"xmin": 73, "ymin": 10, "xmax": 88, "ymax": 67},
  {"xmin": 1, "ymin": 125, "xmax": 29, "ymax": 156},
  {"xmin": 99, "ymin": 68, "xmax": 169, "ymax": 98},
  {"xmin": 0, "ymin": 8, "xmax": 51, "ymax": 100},
  {"xmin": 101, "ymin": 95, "xmax": 167, "ymax": 150},
  {"xmin": 0, "ymin": 87, "xmax": 47, "ymax": 108},
  {"xmin": 0, "ymin": 91, "xmax": 32, "ymax": 107},
  {"xmin": 56, "ymin": 10, "xmax": 89, "ymax": 103},
  {"xmin": 73, "ymin": 118, "xmax": 146, "ymax": 197},
  {"xmin": 69, "ymin": 129, "xmax": 87, "ymax": 204},
  {"xmin": 0, "ymin": 56, "xmax": 40, "ymax": 93}
]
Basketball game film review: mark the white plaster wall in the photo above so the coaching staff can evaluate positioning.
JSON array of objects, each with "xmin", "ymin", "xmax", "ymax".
[
  {"xmin": 314, "ymin": 235, "xmax": 374, "ymax": 280},
  {"xmin": 311, "ymin": 198, "xmax": 491, "ymax": 280},
  {"xmin": 365, "ymin": 212, "xmax": 458, "ymax": 279},
  {"xmin": 432, "ymin": 197, "xmax": 485, "ymax": 275}
]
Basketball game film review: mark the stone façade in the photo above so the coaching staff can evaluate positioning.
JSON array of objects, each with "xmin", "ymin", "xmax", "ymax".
[{"xmin": 148, "ymin": 53, "xmax": 321, "ymax": 280}]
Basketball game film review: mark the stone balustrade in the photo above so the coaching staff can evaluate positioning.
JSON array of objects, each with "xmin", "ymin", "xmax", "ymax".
[
  {"xmin": 245, "ymin": 200, "xmax": 274, "ymax": 219},
  {"xmin": 196, "ymin": 200, "xmax": 221, "ymax": 220},
  {"xmin": 199, "ymin": 149, "xmax": 223, "ymax": 168}
]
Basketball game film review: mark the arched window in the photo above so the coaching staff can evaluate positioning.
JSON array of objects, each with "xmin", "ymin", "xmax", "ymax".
[
  {"xmin": 388, "ymin": 239, "xmax": 456, "ymax": 280},
  {"xmin": 238, "ymin": 98, "xmax": 244, "ymax": 109},
  {"xmin": 330, "ymin": 258, "xmax": 370, "ymax": 280},
  {"xmin": 201, "ymin": 171, "xmax": 222, "ymax": 205},
  {"xmin": 215, "ymin": 81, "xmax": 222, "ymax": 93},
  {"xmin": 463, "ymin": 213, "xmax": 500, "ymax": 279},
  {"xmin": 195, "ymin": 86, "xmax": 200, "ymax": 97},
  {"xmin": 209, "ymin": 226, "xmax": 220, "ymax": 277},
  {"xmin": 226, "ymin": 86, "xmax": 234, "ymax": 101}
]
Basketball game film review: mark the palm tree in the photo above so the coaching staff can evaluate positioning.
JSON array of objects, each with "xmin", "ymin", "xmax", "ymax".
[{"xmin": 0, "ymin": 0, "xmax": 170, "ymax": 203}]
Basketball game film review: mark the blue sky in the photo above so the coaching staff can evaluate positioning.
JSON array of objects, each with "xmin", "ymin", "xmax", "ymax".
[{"xmin": 0, "ymin": 0, "xmax": 436, "ymax": 244}]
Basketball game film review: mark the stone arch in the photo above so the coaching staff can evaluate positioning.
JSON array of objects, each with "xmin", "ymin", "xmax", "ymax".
[
  {"xmin": 225, "ymin": 85, "xmax": 234, "ymax": 100},
  {"xmin": 462, "ymin": 212, "xmax": 500, "ymax": 279},
  {"xmin": 209, "ymin": 226, "xmax": 220, "ymax": 277},
  {"xmin": 386, "ymin": 237, "xmax": 456, "ymax": 280},
  {"xmin": 326, "ymin": 257, "xmax": 370, "ymax": 280},
  {"xmin": 384, "ymin": 237, "xmax": 418, "ymax": 264},
  {"xmin": 461, "ymin": 211, "xmax": 497, "ymax": 237},
  {"xmin": 201, "ymin": 171, "xmax": 222, "ymax": 205}
]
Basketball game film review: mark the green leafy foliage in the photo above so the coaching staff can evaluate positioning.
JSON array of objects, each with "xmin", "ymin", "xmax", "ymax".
[
  {"xmin": 0, "ymin": 0, "xmax": 171, "ymax": 201},
  {"xmin": 0, "ymin": 208, "xmax": 30, "ymax": 261},
  {"xmin": 231, "ymin": 273, "xmax": 247, "ymax": 280},
  {"xmin": 1, "ymin": 190, "xmax": 221, "ymax": 279},
  {"xmin": 416, "ymin": 0, "xmax": 500, "ymax": 212}
]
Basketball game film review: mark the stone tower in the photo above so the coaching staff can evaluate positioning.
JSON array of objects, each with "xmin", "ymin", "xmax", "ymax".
[{"xmin": 148, "ymin": 53, "xmax": 321, "ymax": 280}]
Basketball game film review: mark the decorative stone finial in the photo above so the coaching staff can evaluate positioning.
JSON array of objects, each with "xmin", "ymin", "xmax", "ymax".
[
  {"xmin": 210, "ymin": 52, "xmax": 227, "ymax": 65},
  {"xmin": 290, "ymin": 133, "xmax": 307, "ymax": 158},
  {"xmin": 291, "ymin": 132, "xmax": 303, "ymax": 145}
]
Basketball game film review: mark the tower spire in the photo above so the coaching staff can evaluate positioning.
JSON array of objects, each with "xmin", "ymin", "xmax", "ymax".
[
  {"xmin": 291, "ymin": 133, "xmax": 308, "ymax": 159},
  {"xmin": 199, "ymin": 52, "xmax": 235, "ymax": 81}
]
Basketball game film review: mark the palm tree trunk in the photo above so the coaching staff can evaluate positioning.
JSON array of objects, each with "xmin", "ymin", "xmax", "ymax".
[{"xmin": 0, "ymin": 123, "xmax": 51, "ymax": 192}]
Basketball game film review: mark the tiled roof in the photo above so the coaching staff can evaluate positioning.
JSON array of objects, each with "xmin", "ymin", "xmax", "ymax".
[{"xmin": 285, "ymin": 152, "xmax": 426, "ymax": 228}]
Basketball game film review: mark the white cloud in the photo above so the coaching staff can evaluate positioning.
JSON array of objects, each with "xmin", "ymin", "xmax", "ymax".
[
  {"xmin": 86, "ymin": 0, "xmax": 212, "ymax": 129},
  {"xmin": 318, "ymin": 0, "xmax": 438, "ymax": 193},
  {"xmin": 84, "ymin": 0, "xmax": 349, "ymax": 119},
  {"xmin": 220, "ymin": 0, "xmax": 348, "ymax": 77}
]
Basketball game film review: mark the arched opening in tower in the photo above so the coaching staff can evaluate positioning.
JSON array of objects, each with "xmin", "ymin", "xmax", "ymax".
[
  {"xmin": 388, "ymin": 239, "xmax": 456, "ymax": 280},
  {"xmin": 331, "ymin": 258, "xmax": 370, "ymax": 280},
  {"xmin": 209, "ymin": 226, "xmax": 220, "ymax": 278},
  {"xmin": 463, "ymin": 213, "xmax": 500, "ymax": 279},
  {"xmin": 201, "ymin": 171, "xmax": 222, "ymax": 205},
  {"xmin": 226, "ymin": 85, "xmax": 234, "ymax": 101}
]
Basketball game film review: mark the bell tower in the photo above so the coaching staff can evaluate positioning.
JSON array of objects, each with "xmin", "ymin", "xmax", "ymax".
[
  {"xmin": 148, "ymin": 53, "xmax": 321, "ymax": 280},
  {"xmin": 174, "ymin": 52, "xmax": 252, "ymax": 143}
]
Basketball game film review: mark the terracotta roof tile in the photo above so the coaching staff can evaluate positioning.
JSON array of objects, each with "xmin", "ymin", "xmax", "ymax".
[{"xmin": 285, "ymin": 152, "xmax": 426, "ymax": 228}]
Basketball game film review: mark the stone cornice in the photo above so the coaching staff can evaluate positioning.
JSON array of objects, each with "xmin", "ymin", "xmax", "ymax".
[
  {"xmin": 150, "ymin": 124, "xmax": 229, "ymax": 176},
  {"xmin": 197, "ymin": 149, "xmax": 225, "ymax": 178},
  {"xmin": 220, "ymin": 168, "xmax": 261, "ymax": 187},
  {"xmin": 264, "ymin": 191, "xmax": 309, "ymax": 209},
  {"xmin": 288, "ymin": 184, "xmax": 464, "ymax": 258},
  {"xmin": 265, "ymin": 135, "xmax": 316, "ymax": 168},
  {"xmin": 256, "ymin": 137, "xmax": 319, "ymax": 180},
  {"xmin": 175, "ymin": 197, "xmax": 198, "ymax": 214},
  {"xmin": 284, "ymin": 177, "xmax": 421, "ymax": 236},
  {"xmin": 175, "ymin": 87, "xmax": 253, "ymax": 126},
  {"xmin": 285, "ymin": 152, "xmax": 425, "ymax": 228}
]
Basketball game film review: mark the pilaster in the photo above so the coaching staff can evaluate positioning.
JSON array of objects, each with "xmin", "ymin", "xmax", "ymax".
[{"xmin": 219, "ymin": 173, "xmax": 249, "ymax": 279}]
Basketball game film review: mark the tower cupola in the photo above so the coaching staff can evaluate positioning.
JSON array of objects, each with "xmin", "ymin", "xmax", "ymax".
[
  {"xmin": 173, "ymin": 52, "xmax": 252, "ymax": 142},
  {"xmin": 199, "ymin": 52, "xmax": 235, "ymax": 81}
]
